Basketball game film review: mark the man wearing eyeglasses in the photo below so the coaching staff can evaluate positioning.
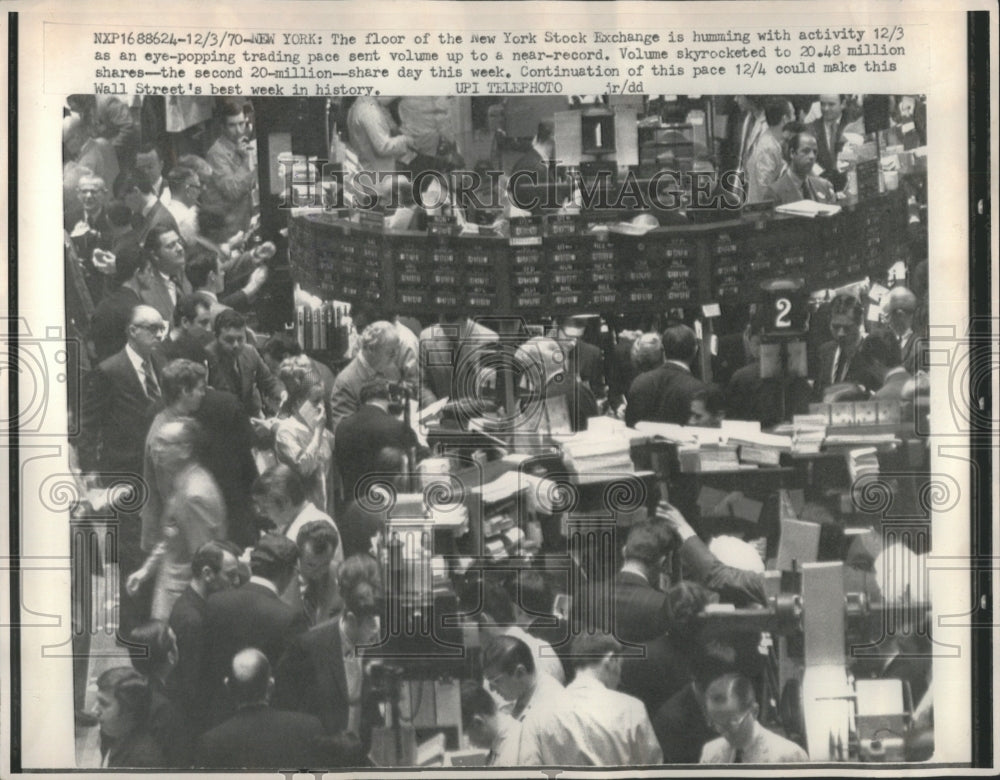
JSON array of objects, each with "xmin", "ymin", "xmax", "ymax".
[
  {"xmin": 78, "ymin": 304, "xmax": 168, "ymax": 636},
  {"xmin": 699, "ymin": 673, "xmax": 807, "ymax": 764}
]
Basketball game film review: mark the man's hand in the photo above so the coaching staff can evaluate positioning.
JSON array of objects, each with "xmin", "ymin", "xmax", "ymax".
[
  {"xmin": 125, "ymin": 568, "xmax": 149, "ymax": 597},
  {"xmin": 243, "ymin": 265, "xmax": 269, "ymax": 298},
  {"xmin": 252, "ymin": 241, "xmax": 276, "ymax": 264},
  {"xmin": 655, "ymin": 501, "xmax": 697, "ymax": 542},
  {"xmin": 92, "ymin": 248, "xmax": 116, "ymax": 275}
]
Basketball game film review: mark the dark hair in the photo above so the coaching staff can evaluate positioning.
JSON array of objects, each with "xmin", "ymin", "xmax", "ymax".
[
  {"xmin": 96, "ymin": 667, "xmax": 152, "ymax": 722},
  {"xmin": 482, "ymin": 634, "xmax": 535, "ymax": 676},
  {"xmin": 191, "ymin": 540, "xmax": 232, "ymax": 579},
  {"xmin": 691, "ymin": 384, "xmax": 727, "ymax": 417},
  {"xmin": 623, "ymin": 522, "xmax": 668, "ymax": 567},
  {"xmin": 338, "ymin": 554, "xmax": 383, "ymax": 620},
  {"xmin": 372, "ymin": 445, "xmax": 407, "ymax": 475},
  {"xmin": 260, "ymin": 332, "xmax": 303, "ymax": 362},
  {"xmin": 460, "ymin": 680, "xmax": 497, "ymax": 728},
  {"xmin": 144, "ymin": 223, "xmax": 179, "ymax": 256},
  {"xmin": 185, "ymin": 248, "xmax": 220, "ymax": 291},
  {"xmin": 250, "ymin": 533, "xmax": 299, "ymax": 581},
  {"xmin": 858, "ymin": 325, "xmax": 902, "ymax": 370},
  {"xmin": 219, "ymin": 99, "xmax": 248, "ymax": 119},
  {"xmin": 687, "ymin": 639, "xmax": 738, "ymax": 690},
  {"xmin": 782, "ymin": 120, "xmax": 806, "ymax": 136},
  {"xmin": 165, "ymin": 165, "xmax": 197, "ymax": 189},
  {"xmin": 569, "ymin": 632, "xmax": 622, "ymax": 670},
  {"xmin": 214, "ymin": 308, "xmax": 246, "ymax": 336},
  {"xmin": 115, "ymin": 169, "xmax": 154, "ymax": 198},
  {"xmin": 661, "ymin": 324, "xmax": 698, "ymax": 363},
  {"xmin": 706, "ymin": 671, "xmax": 757, "ymax": 710},
  {"xmin": 665, "ymin": 580, "xmax": 713, "ymax": 626},
  {"xmin": 173, "ymin": 292, "xmax": 211, "ymax": 327},
  {"xmin": 252, "ymin": 464, "xmax": 306, "ymax": 509},
  {"xmin": 111, "ymin": 240, "xmax": 144, "ymax": 285},
  {"xmin": 359, "ymin": 379, "xmax": 392, "ymax": 405},
  {"xmin": 296, "ymin": 519, "xmax": 340, "ymax": 557},
  {"xmin": 829, "ymin": 293, "xmax": 864, "ymax": 324},
  {"xmin": 787, "ymin": 131, "xmax": 816, "ymax": 156},
  {"xmin": 763, "ymin": 96, "xmax": 791, "ymax": 127},
  {"xmin": 127, "ymin": 621, "xmax": 174, "ymax": 676},
  {"xmin": 160, "ymin": 358, "xmax": 207, "ymax": 405}
]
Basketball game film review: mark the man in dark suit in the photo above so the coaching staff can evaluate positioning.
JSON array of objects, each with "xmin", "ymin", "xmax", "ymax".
[
  {"xmin": 118, "ymin": 169, "xmax": 180, "ymax": 245},
  {"xmin": 613, "ymin": 522, "xmax": 676, "ymax": 643},
  {"xmin": 554, "ymin": 314, "xmax": 606, "ymax": 399},
  {"xmin": 808, "ymin": 94, "xmax": 850, "ymax": 191},
  {"xmin": 882, "ymin": 286, "xmax": 921, "ymax": 375},
  {"xmin": 204, "ymin": 534, "xmax": 306, "ymax": 724},
  {"xmin": 168, "ymin": 541, "xmax": 241, "ymax": 739},
  {"xmin": 77, "ymin": 303, "xmax": 167, "ymax": 637},
  {"xmin": 124, "ymin": 224, "xmax": 192, "ymax": 324},
  {"xmin": 764, "ymin": 132, "xmax": 838, "ymax": 207},
  {"xmin": 274, "ymin": 554, "xmax": 383, "ymax": 756},
  {"xmin": 335, "ymin": 379, "xmax": 422, "ymax": 508},
  {"xmin": 158, "ymin": 293, "xmax": 213, "ymax": 362},
  {"xmin": 206, "ymin": 308, "xmax": 283, "ymax": 419},
  {"xmin": 812, "ymin": 293, "xmax": 884, "ymax": 399},
  {"xmin": 625, "ymin": 324, "xmax": 706, "ymax": 427},
  {"xmin": 197, "ymin": 648, "xmax": 326, "ymax": 769},
  {"xmin": 89, "ymin": 243, "xmax": 144, "ymax": 363}
]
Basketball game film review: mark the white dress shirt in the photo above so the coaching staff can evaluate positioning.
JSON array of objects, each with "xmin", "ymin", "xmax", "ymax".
[
  {"xmin": 504, "ymin": 626, "xmax": 566, "ymax": 684},
  {"xmin": 125, "ymin": 343, "xmax": 159, "ymax": 397},
  {"xmin": 517, "ymin": 673, "xmax": 662, "ymax": 766},
  {"xmin": 700, "ymin": 719, "xmax": 809, "ymax": 764}
]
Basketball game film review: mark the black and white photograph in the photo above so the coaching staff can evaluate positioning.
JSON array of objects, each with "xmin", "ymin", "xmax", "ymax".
[{"xmin": 3, "ymin": 1, "xmax": 995, "ymax": 776}]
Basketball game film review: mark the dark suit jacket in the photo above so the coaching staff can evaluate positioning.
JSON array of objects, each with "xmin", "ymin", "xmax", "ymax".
[
  {"xmin": 612, "ymin": 570, "xmax": 673, "ymax": 643},
  {"xmin": 148, "ymin": 676, "xmax": 192, "ymax": 766},
  {"xmin": 194, "ymin": 388, "xmax": 259, "ymax": 546},
  {"xmin": 652, "ymin": 682, "xmax": 716, "ymax": 764},
  {"xmin": 713, "ymin": 330, "xmax": 753, "ymax": 387},
  {"xmin": 77, "ymin": 348, "xmax": 163, "ymax": 475},
  {"xmin": 205, "ymin": 341, "xmax": 283, "ymax": 419},
  {"xmin": 90, "ymin": 285, "xmax": 141, "ymax": 363},
  {"xmin": 335, "ymin": 404, "xmax": 420, "ymax": 508},
  {"xmin": 679, "ymin": 535, "xmax": 767, "ymax": 607},
  {"xmin": 808, "ymin": 116, "xmax": 850, "ymax": 191},
  {"xmin": 123, "ymin": 262, "xmax": 192, "ymax": 324},
  {"xmin": 138, "ymin": 199, "xmax": 181, "ymax": 244},
  {"xmin": 765, "ymin": 170, "xmax": 837, "ymax": 207},
  {"xmin": 273, "ymin": 618, "xmax": 381, "ymax": 748},
  {"xmin": 101, "ymin": 729, "xmax": 166, "ymax": 768},
  {"xmin": 204, "ymin": 582, "xmax": 307, "ymax": 721},
  {"xmin": 196, "ymin": 704, "xmax": 326, "ymax": 769},
  {"xmin": 618, "ymin": 633, "xmax": 689, "ymax": 716},
  {"xmin": 625, "ymin": 362, "xmax": 706, "ymax": 428},
  {"xmin": 566, "ymin": 339, "xmax": 605, "ymax": 397},
  {"xmin": 168, "ymin": 586, "xmax": 210, "ymax": 734},
  {"xmin": 813, "ymin": 338, "xmax": 884, "ymax": 398},
  {"xmin": 726, "ymin": 362, "xmax": 812, "ymax": 428}
]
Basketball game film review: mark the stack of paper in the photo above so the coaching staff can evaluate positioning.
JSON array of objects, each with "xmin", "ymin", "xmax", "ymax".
[
  {"xmin": 791, "ymin": 414, "xmax": 829, "ymax": 454},
  {"xmin": 678, "ymin": 443, "xmax": 741, "ymax": 472},
  {"xmin": 846, "ymin": 447, "xmax": 880, "ymax": 483},
  {"xmin": 730, "ymin": 430, "xmax": 793, "ymax": 466},
  {"xmin": 775, "ymin": 199, "xmax": 842, "ymax": 217},
  {"xmin": 561, "ymin": 431, "xmax": 637, "ymax": 474}
]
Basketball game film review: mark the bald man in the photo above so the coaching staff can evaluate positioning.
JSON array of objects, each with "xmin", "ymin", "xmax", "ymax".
[
  {"xmin": 78, "ymin": 304, "xmax": 168, "ymax": 635},
  {"xmin": 882, "ymin": 286, "xmax": 920, "ymax": 374},
  {"xmin": 197, "ymin": 648, "xmax": 325, "ymax": 768},
  {"xmin": 514, "ymin": 336, "xmax": 597, "ymax": 432}
]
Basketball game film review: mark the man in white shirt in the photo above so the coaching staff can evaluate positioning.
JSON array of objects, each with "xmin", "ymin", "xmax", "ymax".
[
  {"xmin": 460, "ymin": 680, "xmax": 521, "ymax": 766},
  {"xmin": 482, "ymin": 634, "xmax": 564, "ymax": 723},
  {"xmin": 699, "ymin": 673, "xmax": 808, "ymax": 764},
  {"xmin": 135, "ymin": 144, "xmax": 171, "ymax": 205},
  {"xmin": 164, "ymin": 165, "xmax": 201, "ymax": 246},
  {"xmin": 517, "ymin": 632, "xmax": 662, "ymax": 766}
]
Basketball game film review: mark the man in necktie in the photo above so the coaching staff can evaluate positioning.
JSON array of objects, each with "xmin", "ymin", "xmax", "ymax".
[
  {"xmin": 142, "ymin": 226, "xmax": 190, "ymax": 322},
  {"xmin": 812, "ymin": 293, "xmax": 885, "ymax": 399},
  {"xmin": 809, "ymin": 94, "xmax": 848, "ymax": 191},
  {"xmin": 882, "ymin": 286, "xmax": 920, "ymax": 374},
  {"xmin": 699, "ymin": 673, "xmax": 808, "ymax": 764},
  {"xmin": 763, "ymin": 133, "xmax": 836, "ymax": 207}
]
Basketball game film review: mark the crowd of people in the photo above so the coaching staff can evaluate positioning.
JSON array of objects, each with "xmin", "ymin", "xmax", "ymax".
[{"xmin": 64, "ymin": 94, "xmax": 931, "ymax": 768}]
